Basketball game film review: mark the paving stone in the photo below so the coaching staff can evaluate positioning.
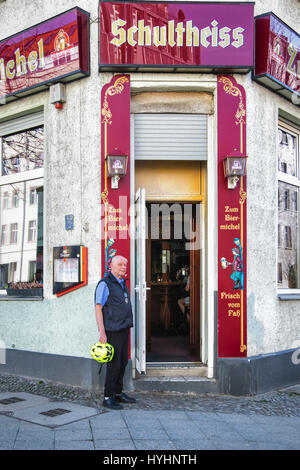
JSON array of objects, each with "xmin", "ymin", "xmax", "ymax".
[
  {"xmin": 55, "ymin": 440, "xmax": 95, "ymax": 450},
  {"xmin": 91, "ymin": 424, "xmax": 131, "ymax": 440},
  {"xmin": 94, "ymin": 439, "xmax": 136, "ymax": 450},
  {"xmin": 14, "ymin": 438, "xmax": 54, "ymax": 450},
  {"xmin": 55, "ymin": 428, "xmax": 93, "ymax": 442},
  {"xmin": 0, "ymin": 392, "xmax": 49, "ymax": 413},
  {"xmin": 12, "ymin": 400, "xmax": 99, "ymax": 428},
  {"xmin": 0, "ymin": 440, "xmax": 14, "ymax": 450},
  {"xmin": 126, "ymin": 424, "xmax": 169, "ymax": 440},
  {"xmin": 134, "ymin": 439, "xmax": 176, "ymax": 450},
  {"xmin": 173, "ymin": 438, "xmax": 216, "ymax": 450}
]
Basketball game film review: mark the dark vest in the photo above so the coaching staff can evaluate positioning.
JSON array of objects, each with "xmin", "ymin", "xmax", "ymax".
[{"xmin": 96, "ymin": 272, "xmax": 133, "ymax": 332}]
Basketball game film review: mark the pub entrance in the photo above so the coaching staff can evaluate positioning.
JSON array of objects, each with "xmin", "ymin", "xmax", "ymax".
[
  {"xmin": 134, "ymin": 160, "xmax": 205, "ymax": 370},
  {"xmin": 146, "ymin": 202, "xmax": 201, "ymax": 363}
]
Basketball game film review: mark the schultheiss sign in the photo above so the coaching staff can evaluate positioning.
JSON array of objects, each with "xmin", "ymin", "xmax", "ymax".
[
  {"xmin": 0, "ymin": 8, "xmax": 89, "ymax": 103},
  {"xmin": 99, "ymin": 1, "xmax": 254, "ymax": 72}
]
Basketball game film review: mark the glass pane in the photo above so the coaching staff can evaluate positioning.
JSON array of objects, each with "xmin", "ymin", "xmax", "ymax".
[
  {"xmin": 2, "ymin": 127, "xmax": 44, "ymax": 175},
  {"xmin": 278, "ymin": 181, "xmax": 299, "ymax": 288},
  {"xmin": 278, "ymin": 128, "xmax": 297, "ymax": 177},
  {"xmin": 0, "ymin": 179, "xmax": 43, "ymax": 297}
]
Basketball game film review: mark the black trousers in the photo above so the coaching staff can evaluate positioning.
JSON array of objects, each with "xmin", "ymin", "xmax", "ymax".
[{"xmin": 104, "ymin": 328, "xmax": 129, "ymax": 397}]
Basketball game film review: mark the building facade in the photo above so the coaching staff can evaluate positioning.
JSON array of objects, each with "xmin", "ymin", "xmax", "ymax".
[{"xmin": 0, "ymin": 0, "xmax": 299, "ymax": 395}]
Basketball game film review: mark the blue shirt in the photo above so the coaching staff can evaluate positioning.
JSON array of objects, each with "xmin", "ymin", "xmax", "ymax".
[{"xmin": 95, "ymin": 274, "xmax": 124, "ymax": 306}]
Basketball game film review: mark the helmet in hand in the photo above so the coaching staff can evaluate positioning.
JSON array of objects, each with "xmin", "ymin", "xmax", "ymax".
[{"xmin": 91, "ymin": 342, "xmax": 114, "ymax": 363}]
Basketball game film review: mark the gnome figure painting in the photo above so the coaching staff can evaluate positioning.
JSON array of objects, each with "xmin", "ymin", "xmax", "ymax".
[{"xmin": 221, "ymin": 238, "xmax": 244, "ymax": 291}]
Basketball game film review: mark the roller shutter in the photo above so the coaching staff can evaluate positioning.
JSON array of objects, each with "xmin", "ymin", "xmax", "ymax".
[
  {"xmin": 0, "ymin": 111, "xmax": 44, "ymax": 136},
  {"xmin": 134, "ymin": 114, "xmax": 207, "ymax": 161}
]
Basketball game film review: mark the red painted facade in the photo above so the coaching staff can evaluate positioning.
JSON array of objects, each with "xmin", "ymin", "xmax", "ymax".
[
  {"xmin": 217, "ymin": 75, "xmax": 247, "ymax": 357},
  {"xmin": 100, "ymin": 75, "xmax": 131, "ymax": 282}
]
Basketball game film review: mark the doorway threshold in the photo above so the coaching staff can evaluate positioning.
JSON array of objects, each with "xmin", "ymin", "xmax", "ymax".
[
  {"xmin": 133, "ymin": 364, "xmax": 218, "ymax": 394},
  {"xmin": 145, "ymin": 362, "xmax": 207, "ymax": 377}
]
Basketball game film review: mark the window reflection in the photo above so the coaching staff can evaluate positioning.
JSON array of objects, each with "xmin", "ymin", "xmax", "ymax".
[
  {"xmin": 0, "ymin": 126, "xmax": 44, "ymax": 297},
  {"xmin": 278, "ymin": 181, "xmax": 299, "ymax": 288},
  {"xmin": 2, "ymin": 127, "xmax": 44, "ymax": 175},
  {"xmin": 0, "ymin": 181, "xmax": 43, "ymax": 295},
  {"xmin": 278, "ymin": 128, "xmax": 297, "ymax": 177}
]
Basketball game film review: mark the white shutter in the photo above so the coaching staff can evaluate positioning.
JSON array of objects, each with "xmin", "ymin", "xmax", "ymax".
[
  {"xmin": 0, "ymin": 111, "xmax": 44, "ymax": 136},
  {"xmin": 134, "ymin": 114, "xmax": 207, "ymax": 160}
]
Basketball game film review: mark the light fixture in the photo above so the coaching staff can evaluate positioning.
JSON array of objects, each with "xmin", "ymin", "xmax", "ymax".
[
  {"xmin": 106, "ymin": 154, "xmax": 128, "ymax": 189},
  {"xmin": 50, "ymin": 83, "xmax": 66, "ymax": 110},
  {"xmin": 223, "ymin": 151, "xmax": 247, "ymax": 189}
]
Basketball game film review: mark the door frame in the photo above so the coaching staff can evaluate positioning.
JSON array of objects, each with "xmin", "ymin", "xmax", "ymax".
[
  {"xmin": 130, "ymin": 104, "xmax": 217, "ymax": 378},
  {"xmin": 145, "ymin": 200, "xmax": 203, "ymax": 364}
]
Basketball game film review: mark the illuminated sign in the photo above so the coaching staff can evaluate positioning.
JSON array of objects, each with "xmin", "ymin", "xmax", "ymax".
[
  {"xmin": 99, "ymin": 2, "xmax": 254, "ymax": 72},
  {"xmin": 253, "ymin": 12, "xmax": 300, "ymax": 103},
  {"xmin": 0, "ymin": 7, "xmax": 89, "ymax": 103}
]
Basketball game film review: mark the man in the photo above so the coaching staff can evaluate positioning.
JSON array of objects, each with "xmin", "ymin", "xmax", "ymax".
[{"xmin": 95, "ymin": 255, "xmax": 136, "ymax": 410}]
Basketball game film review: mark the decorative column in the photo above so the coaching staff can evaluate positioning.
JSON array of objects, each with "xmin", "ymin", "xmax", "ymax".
[{"xmin": 217, "ymin": 75, "xmax": 247, "ymax": 357}]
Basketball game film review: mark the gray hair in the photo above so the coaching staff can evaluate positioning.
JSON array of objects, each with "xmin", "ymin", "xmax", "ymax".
[{"xmin": 110, "ymin": 255, "xmax": 128, "ymax": 266}]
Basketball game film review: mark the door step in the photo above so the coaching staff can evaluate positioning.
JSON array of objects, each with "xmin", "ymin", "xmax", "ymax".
[
  {"xmin": 145, "ymin": 363, "xmax": 208, "ymax": 377},
  {"xmin": 133, "ymin": 364, "xmax": 219, "ymax": 394}
]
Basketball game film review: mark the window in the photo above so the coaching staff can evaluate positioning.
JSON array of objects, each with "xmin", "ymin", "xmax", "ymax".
[
  {"xmin": 284, "ymin": 225, "xmax": 292, "ymax": 249},
  {"xmin": 29, "ymin": 188, "xmax": 37, "ymax": 205},
  {"xmin": 2, "ymin": 127, "xmax": 44, "ymax": 175},
  {"xmin": 278, "ymin": 262, "xmax": 283, "ymax": 284},
  {"xmin": 12, "ymin": 190, "xmax": 19, "ymax": 208},
  {"xmin": 2, "ymin": 191, "xmax": 9, "ymax": 209},
  {"xmin": 278, "ymin": 121, "xmax": 300, "ymax": 289},
  {"xmin": 1, "ymin": 225, "xmax": 7, "ymax": 245},
  {"xmin": 0, "ymin": 116, "xmax": 44, "ymax": 298},
  {"xmin": 8, "ymin": 262, "xmax": 17, "ymax": 284},
  {"xmin": 10, "ymin": 223, "xmax": 18, "ymax": 244},
  {"xmin": 28, "ymin": 220, "xmax": 36, "ymax": 242},
  {"xmin": 278, "ymin": 224, "xmax": 282, "ymax": 247},
  {"xmin": 28, "ymin": 261, "xmax": 36, "ymax": 282},
  {"xmin": 0, "ymin": 262, "xmax": 17, "ymax": 287}
]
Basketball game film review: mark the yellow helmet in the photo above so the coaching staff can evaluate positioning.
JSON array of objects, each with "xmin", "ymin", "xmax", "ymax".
[{"xmin": 91, "ymin": 342, "xmax": 114, "ymax": 363}]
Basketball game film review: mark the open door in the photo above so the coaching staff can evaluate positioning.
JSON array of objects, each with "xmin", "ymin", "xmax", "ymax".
[
  {"xmin": 189, "ymin": 203, "xmax": 202, "ymax": 359},
  {"xmin": 134, "ymin": 188, "xmax": 147, "ymax": 374}
]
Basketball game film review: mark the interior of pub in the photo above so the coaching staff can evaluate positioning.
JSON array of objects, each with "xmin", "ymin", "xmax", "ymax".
[{"xmin": 145, "ymin": 203, "xmax": 201, "ymax": 363}]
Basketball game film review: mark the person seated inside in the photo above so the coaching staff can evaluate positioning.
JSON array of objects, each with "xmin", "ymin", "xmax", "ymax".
[{"xmin": 177, "ymin": 275, "xmax": 190, "ymax": 321}]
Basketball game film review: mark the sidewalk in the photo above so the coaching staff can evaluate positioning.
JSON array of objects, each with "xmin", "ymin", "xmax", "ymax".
[{"xmin": 0, "ymin": 376, "xmax": 300, "ymax": 450}]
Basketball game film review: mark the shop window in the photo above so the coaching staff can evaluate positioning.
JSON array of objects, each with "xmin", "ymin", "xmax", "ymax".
[
  {"xmin": 0, "ymin": 121, "xmax": 44, "ymax": 298},
  {"xmin": 278, "ymin": 121, "xmax": 300, "ymax": 290}
]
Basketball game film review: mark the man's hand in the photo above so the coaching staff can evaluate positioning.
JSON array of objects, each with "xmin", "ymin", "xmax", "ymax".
[{"xmin": 99, "ymin": 330, "xmax": 107, "ymax": 344}]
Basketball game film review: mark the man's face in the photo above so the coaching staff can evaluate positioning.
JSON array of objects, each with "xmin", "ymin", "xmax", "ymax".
[{"xmin": 111, "ymin": 258, "xmax": 127, "ymax": 278}]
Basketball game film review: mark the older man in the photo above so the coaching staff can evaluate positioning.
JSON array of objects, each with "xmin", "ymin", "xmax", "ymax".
[{"xmin": 95, "ymin": 255, "xmax": 136, "ymax": 410}]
